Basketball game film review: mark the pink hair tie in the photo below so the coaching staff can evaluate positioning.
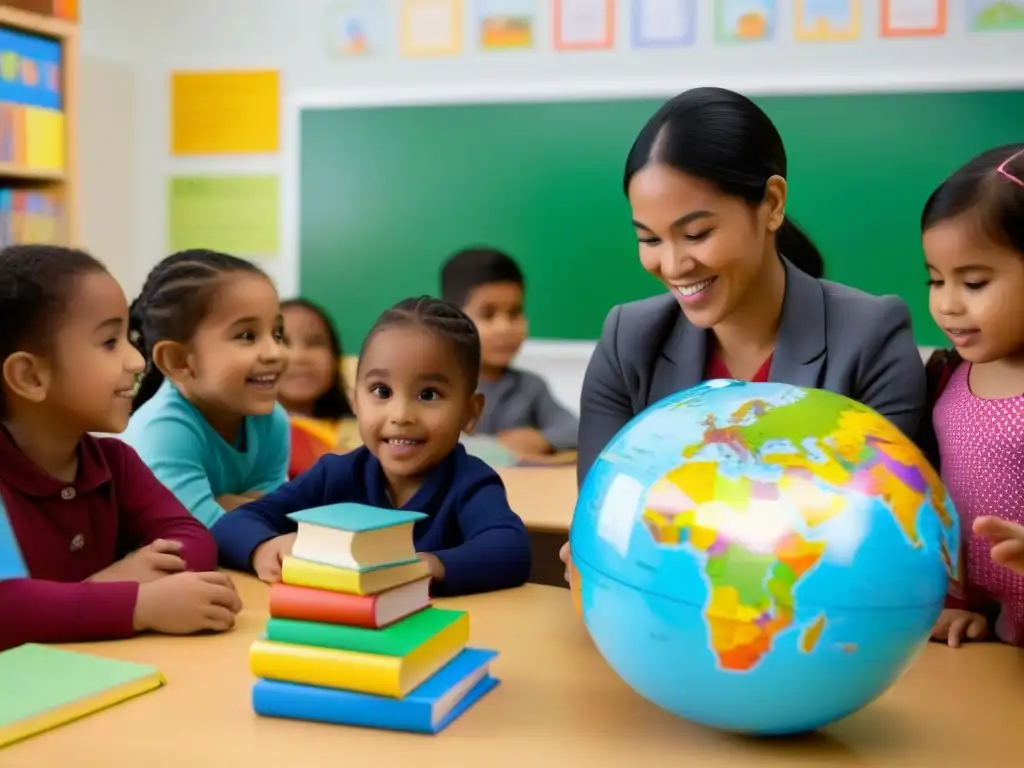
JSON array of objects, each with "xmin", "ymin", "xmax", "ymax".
[{"xmin": 996, "ymin": 147, "xmax": 1024, "ymax": 188}]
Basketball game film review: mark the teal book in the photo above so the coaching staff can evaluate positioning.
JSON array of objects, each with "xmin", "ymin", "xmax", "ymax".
[
  {"xmin": 0, "ymin": 498, "xmax": 26, "ymax": 581},
  {"xmin": 287, "ymin": 503, "xmax": 426, "ymax": 570}
]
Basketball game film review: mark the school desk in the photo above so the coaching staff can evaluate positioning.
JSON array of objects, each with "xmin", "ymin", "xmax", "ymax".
[
  {"xmin": 3, "ymin": 573, "xmax": 1021, "ymax": 767},
  {"xmin": 498, "ymin": 465, "xmax": 577, "ymax": 587}
]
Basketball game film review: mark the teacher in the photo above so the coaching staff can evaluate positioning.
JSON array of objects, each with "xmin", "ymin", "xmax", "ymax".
[{"xmin": 561, "ymin": 87, "xmax": 926, "ymax": 571}]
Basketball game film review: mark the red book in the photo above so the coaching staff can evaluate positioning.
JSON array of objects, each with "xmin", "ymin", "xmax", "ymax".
[{"xmin": 269, "ymin": 579, "xmax": 431, "ymax": 629}]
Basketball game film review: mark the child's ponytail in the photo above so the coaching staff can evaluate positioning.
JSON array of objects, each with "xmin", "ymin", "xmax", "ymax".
[{"xmin": 128, "ymin": 249, "xmax": 267, "ymax": 414}]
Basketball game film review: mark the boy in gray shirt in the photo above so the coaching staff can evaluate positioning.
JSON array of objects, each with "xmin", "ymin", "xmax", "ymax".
[{"xmin": 441, "ymin": 247, "xmax": 579, "ymax": 459}]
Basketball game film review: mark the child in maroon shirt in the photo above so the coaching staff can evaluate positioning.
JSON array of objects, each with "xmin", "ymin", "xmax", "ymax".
[{"xmin": 0, "ymin": 245, "xmax": 241, "ymax": 652}]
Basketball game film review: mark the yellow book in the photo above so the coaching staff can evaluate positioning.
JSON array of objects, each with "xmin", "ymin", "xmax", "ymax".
[
  {"xmin": 0, "ymin": 644, "xmax": 164, "ymax": 748},
  {"xmin": 249, "ymin": 609, "xmax": 469, "ymax": 698},
  {"xmin": 281, "ymin": 555, "xmax": 430, "ymax": 596}
]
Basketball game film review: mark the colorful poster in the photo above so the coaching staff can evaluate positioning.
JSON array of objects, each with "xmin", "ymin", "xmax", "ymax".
[
  {"xmin": 554, "ymin": 0, "xmax": 615, "ymax": 50},
  {"xmin": 400, "ymin": 0, "xmax": 463, "ymax": 57},
  {"xmin": 476, "ymin": 0, "xmax": 537, "ymax": 50},
  {"xmin": 794, "ymin": 0, "xmax": 861, "ymax": 40},
  {"xmin": 631, "ymin": 0, "xmax": 696, "ymax": 48},
  {"xmin": 326, "ymin": 0, "xmax": 385, "ymax": 57},
  {"xmin": 0, "ymin": 28, "xmax": 62, "ymax": 110},
  {"xmin": 170, "ymin": 70, "xmax": 279, "ymax": 155},
  {"xmin": 168, "ymin": 175, "xmax": 280, "ymax": 257},
  {"xmin": 968, "ymin": 1, "xmax": 1024, "ymax": 31},
  {"xmin": 881, "ymin": 0, "xmax": 946, "ymax": 36},
  {"xmin": 715, "ymin": 0, "xmax": 775, "ymax": 42}
]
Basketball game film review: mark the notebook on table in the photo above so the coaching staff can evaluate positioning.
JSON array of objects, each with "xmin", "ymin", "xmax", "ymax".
[{"xmin": 0, "ymin": 644, "xmax": 165, "ymax": 748}]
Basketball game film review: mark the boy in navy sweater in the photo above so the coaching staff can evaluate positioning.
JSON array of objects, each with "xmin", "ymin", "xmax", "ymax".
[{"xmin": 213, "ymin": 297, "xmax": 532, "ymax": 596}]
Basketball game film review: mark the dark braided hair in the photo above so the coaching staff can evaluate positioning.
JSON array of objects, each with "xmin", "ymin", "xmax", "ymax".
[
  {"xmin": 0, "ymin": 244, "xmax": 108, "ymax": 416},
  {"xmin": 281, "ymin": 298, "xmax": 355, "ymax": 420},
  {"xmin": 129, "ymin": 249, "xmax": 267, "ymax": 412},
  {"xmin": 360, "ymin": 296, "xmax": 481, "ymax": 391}
]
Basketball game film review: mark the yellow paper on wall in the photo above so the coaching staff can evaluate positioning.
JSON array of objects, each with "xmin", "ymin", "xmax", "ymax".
[
  {"xmin": 23, "ymin": 107, "xmax": 64, "ymax": 171},
  {"xmin": 168, "ymin": 175, "xmax": 279, "ymax": 256},
  {"xmin": 171, "ymin": 70, "xmax": 279, "ymax": 155}
]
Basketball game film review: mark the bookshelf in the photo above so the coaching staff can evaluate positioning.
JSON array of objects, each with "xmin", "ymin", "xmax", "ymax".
[{"xmin": 0, "ymin": 3, "xmax": 77, "ymax": 246}]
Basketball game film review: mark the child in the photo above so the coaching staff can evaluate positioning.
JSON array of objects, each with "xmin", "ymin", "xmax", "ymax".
[
  {"xmin": 441, "ymin": 247, "xmax": 578, "ymax": 459},
  {"xmin": 0, "ymin": 245, "xmax": 241, "ymax": 651},
  {"xmin": 120, "ymin": 250, "xmax": 291, "ymax": 528},
  {"xmin": 921, "ymin": 144, "xmax": 1024, "ymax": 649},
  {"xmin": 212, "ymin": 296, "xmax": 532, "ymax": 596},
  {"xmin": 279, "ymin": 298, "xmax": 360, "ymax": 478}
]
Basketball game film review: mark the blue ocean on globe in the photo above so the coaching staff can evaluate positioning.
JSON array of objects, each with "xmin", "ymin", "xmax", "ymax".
[{"xmin": 570, "ymin": 379, "xmax": 959, "ymax": 735}]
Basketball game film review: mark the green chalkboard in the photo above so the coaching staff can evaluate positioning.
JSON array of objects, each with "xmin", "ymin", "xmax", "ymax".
[{"xmin": 299, "ymin": 90, "xmax": 1024, "ymax": 347}]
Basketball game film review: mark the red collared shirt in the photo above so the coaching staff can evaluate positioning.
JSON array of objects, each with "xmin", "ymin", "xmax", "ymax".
[
  {"xmin": 0, "ymin": 429, "xmax": 218, "ymax": 651},
  {"xmin": 705, "ymin": 352, "xmax": 774, "ymax": 383}
]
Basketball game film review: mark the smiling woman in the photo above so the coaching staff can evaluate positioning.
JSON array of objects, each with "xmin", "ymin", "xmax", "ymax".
[
  {"xmin": 575, "ymin": 86, "xmax": 930, "ymax": 483},
  {"xmin": 560, "ymin": 86, "xmax": 931, "ymax": 581}
]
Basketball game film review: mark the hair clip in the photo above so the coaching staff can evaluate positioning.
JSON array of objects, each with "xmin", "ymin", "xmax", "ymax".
[{"xmin": 996, "ymin": 147, "xmax": 1024, "ymax": 188}]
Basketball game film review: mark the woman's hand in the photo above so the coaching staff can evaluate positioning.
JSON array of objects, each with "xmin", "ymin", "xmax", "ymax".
[{"xmin": 559, "ymin": 541, "xmax": 571, "ymax": 584}]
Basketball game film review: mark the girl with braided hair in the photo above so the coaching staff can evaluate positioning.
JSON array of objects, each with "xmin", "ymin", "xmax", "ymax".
[
  {"xmin": 212, "ymin": 296, "xmax": 532, "ymax": 596},
  {"xmin": 121, "ymin": 249, "xmax": 291, "ymax": 528}
]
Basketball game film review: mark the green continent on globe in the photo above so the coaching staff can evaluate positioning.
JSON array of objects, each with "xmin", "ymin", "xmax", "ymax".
[{"xmin": 642, "ymin": 387, "xmax": 956, "ymax": 673}]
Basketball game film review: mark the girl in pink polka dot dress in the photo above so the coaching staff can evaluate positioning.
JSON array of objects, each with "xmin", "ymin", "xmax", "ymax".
[{"xmin": 920, "ymin": 144, "xmax": 1024, "ymax": 649}]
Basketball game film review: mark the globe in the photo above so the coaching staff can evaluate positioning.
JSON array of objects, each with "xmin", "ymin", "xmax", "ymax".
[{"xmin": 570, "ymin": 379, "xmax": 959, "ymax": 735}]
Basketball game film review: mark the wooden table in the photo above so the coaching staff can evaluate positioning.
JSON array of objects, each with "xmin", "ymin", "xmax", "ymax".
[
  {"xmin": 498, "ymin": 465, "xmax": 577, "ymax": 534},
  {"xmin": 4, "ymin": 575, "xmax": 1022, "ymax": 767},
  {"xmin": 498, "ymin": 466, "xmax": 577, "ymax": 587}
]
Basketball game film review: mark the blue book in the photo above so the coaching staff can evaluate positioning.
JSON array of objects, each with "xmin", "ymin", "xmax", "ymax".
[
  {"xmin": 252, "ymin": 647, "xmax": 498, "ymax": 734},
  {"xmin": 0, "ymin": 498, "xmax": 27, "ymax": 581},
  {"xmin": 287, "ymin": 503, "xmax": 427, "ymax": 571}
]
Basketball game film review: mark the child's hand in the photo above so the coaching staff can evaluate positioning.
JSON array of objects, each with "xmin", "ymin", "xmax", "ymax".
[
  {"xmin": 252, "ymin": 533, "xmax": 296, "ymax": 583},
  {"xmin": 498, "ymin": 428, "xmax": 552, "ymax": 457},
  {"xmin": 974, "ymin": 516, "xmax": 1024, "ymax": 577},
  {"xmin": 559, "ymin": 541, "xmax": 571, "ymax": 583},
  {"xmin": 88, "ymin": 539, "xmax": 186, "ymax": 584},
  {"xmin": 931, "ymin": 608, "xmax": 988, "ymax": 648},
  {"xmin": 418, "ymin": 552, "xmax": 446, "ymax": 581},
  {"xmin": 133, "ymin": 571, "xmax": 242, "ymax": 635}
]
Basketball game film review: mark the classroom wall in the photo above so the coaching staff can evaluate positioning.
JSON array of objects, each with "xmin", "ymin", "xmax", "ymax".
[{"xmin": 78, "ymin": 0, "xmax": 1018, "ymax": 414}]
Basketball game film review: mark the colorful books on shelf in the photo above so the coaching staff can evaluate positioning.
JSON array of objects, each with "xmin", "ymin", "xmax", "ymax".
[
  {"xmin": 0, "ymin": 188, "xmax": 63, "ymax": 245},
  {"xmin": 249, "ymin": 503, "xmax": 500, "ymax": 734},
  {"xmin": 0, "ymin": 27, "xmax": 65, "ymax": 173}
]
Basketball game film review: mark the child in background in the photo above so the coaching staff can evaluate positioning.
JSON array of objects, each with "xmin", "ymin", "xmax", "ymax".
[
  {"xmin": 212, "ymin": 296, "xmax": 532, "ymax": 596},
  {"xmin": 921, "ymin": 145, "xmax": 1024, "ymax": 649},
  {"xmin": 279, "ymin": 299, "xmax": 360, "ymax": 478},
  {"xmin": 0, "ymin": 245, "xmax": 240, "ymax": 651},
  {"xmin": 441, "ymin": 247, "xmax": 578, "ymax": 460},
  {"xmin": 120, "ymin": 250, "xmax": 291, "ymax": 528}
]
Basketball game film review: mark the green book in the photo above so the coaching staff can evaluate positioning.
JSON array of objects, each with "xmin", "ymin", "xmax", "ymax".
[
  {"xmin": 265, "ymin": 607, "xmax": 467, "ymax": 657},
  {"xmin": 0, "ymin": 644, "xmax": 165, "ymax": 748}
]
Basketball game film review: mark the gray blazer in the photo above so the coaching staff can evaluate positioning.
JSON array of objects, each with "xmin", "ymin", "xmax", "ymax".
[{"xmin": 577, "ymin": 258, "xmax": 928, "ymax": 486}]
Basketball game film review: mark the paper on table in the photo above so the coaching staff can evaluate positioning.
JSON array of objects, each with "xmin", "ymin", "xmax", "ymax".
[{"xmin": 167, "ymin": 175, "xmax": 279, "ymax": 257}]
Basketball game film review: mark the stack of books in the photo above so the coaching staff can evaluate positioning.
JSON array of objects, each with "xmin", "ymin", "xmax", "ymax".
[{"xmin": 249, "ymin": 503, "xmax": 499, "ymax": 735}]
